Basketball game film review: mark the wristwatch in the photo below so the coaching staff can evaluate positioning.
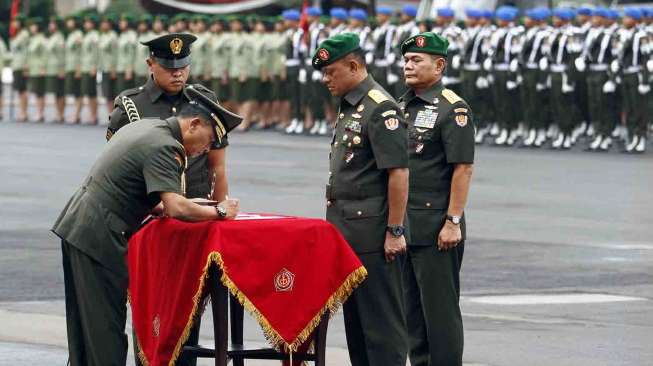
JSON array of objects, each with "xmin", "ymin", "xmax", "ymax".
[
  {"xmin": 215, "ymin": 205, "xmax": 227, "ymax": 219},
  {"xmin": 446, "ymin": 214, "xmax": 462, "ymax": 225},
  {"xmin": 386, "ymin": 225, "xmax": 405, "ymax": 237}
]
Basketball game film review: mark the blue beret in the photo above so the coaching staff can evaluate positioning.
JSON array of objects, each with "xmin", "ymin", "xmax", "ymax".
[
  {"xmin": 465, "ymin": 9, "xmax": 482, "ymax": 18},
  {"xmin": 592, "ymin": 7, "xmax": 610, "ymax": 18},
  {"xmin": 330, "ymin": 7, "xmax": 348, "ymax": 20},
  {"xmin": 283, "ymin": 9, "xmax": 300, "ymax": 21},
  {"xmin": 307, "ymin": 7, "xmax": 322, "ymax": 17},
  {"xmin": 437, "ymin": 7, "xmax": 455, "ymax": 17},
  {"xmin": 577, "ymin": 7, "xmax": 593, "ymax": 16},
  {"xmin": 538, "ymin": 7, "xmax": 552, "ymax": 20},
  {"xmin": 482, "ymin": 9, "xmax": 494, "ymax": 18},
  {"xmin": 553, "ymin": 7, "xmax": 575, "ymax": 20},
  {"xmin": 349, "ymin": 8, "xmax": 368, "ymax": 20},
  {"xmin": 402, "ymin": 5, "xmax": 417, "ymax": 17},
  {"xmin": 377, "ymin": 6, "xmax": 393, "ymax": 16},
  {"xmin": 496, "ymin": 6, "xmax": 518, "ymax": 21},
  {"xmin": 607, "ymin": 9, "xmax": 619, "ymax": 19},
  {"xmin": 624, "ymin": 7, "xmax": 643, "ymax": 20}
]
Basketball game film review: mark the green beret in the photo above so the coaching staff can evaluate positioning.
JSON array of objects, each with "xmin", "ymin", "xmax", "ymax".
[
  {"xmin": 27, "ymin": 17, "xmax": 43, "ymax": 26},
  {"xmin": 312, "ymin": 33, "xmax": 361, "ymax": 70},
  {"xmin": 139, "ymin": 14, "xmax": 153, "ymax": 23},
  {"xmin": 153, "ymin": 14, "xmax": 168, "ymax": 23},
  {"xmin": 401, "ymin": 32, "xmax": 449, "ymax": 57},
  {"xmin": 226, "ymin": 15, "xmax": 241, "ymax": 23}
]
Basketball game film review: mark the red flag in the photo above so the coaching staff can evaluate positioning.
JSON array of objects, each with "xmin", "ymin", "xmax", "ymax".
[
  {"xmin": 9, "ymin": 0, "xmax": 20, "ymax": 38},
  {"xmin": 299, "ymin": 0, "xmax": 309, "ymax": 43}
]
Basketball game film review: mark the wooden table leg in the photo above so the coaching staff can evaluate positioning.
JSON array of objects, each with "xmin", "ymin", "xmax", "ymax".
[
  {"xmin": 230, "ymin": 294, "xmax": 245, "ymax": 366},
  {"xmin": 313, "ymin": 313, "xmax": 330, "ymax": 366},
  {"xmin": 209, "ymin": 265, "xmax": 228, "ymax": 366}
]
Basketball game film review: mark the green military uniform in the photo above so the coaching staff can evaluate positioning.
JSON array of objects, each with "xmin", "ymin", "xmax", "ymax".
[
  {"xmin": 26, "ymin": 22, "xmax": 47, "ymax": 97},
  {"xmin": 266, "ymin": 25, "xmax": 287, "ymax": 103},
  {"xmin": 44, "ymin": 25, "xmax": 66, "ymax": 98},
  {"xmin": 0, "ymin": 37, "xmax": 8, "ymax": 119},
  {"xmin": 80, "ymin": 23, "xmax": 100, "ymax": 97},
  {"xmin": 230, "ymin": 27, "xmax": 257, "ymax": 102},
  {"xmin": 10, "ymin": 22, "xmax": 30, "ymax": 93},
  {"xmin": 53, "ymin": 117, "xmax": 188, "ymax": 365},
  {"xmin": 399, "ymin": 33, "xmax": 474, "ymax": 366},
  {"xmin": 207, "ymin": 21, "xmax": 231, "ymax": 101},
  {"xmin": 252, "ymin": 24, "xmax": 269, "ymax": 103},
  {"xmin": 116, "ymin": 21, "xmax": 138, "ymax": 92},
  {"xmin": 98, "ymin": 22, "xmax": 119, "ymax": 101},
  {"xmin": 64, "ymin": 20, "xmax": 84, "ymax": 97},
  {"xmin": 314, "ymin": 34, "xmax": 409, "ymax": 366},
  {"xmin": 134, "ymin": 18, "xmax": 154, "ymax": 86}
]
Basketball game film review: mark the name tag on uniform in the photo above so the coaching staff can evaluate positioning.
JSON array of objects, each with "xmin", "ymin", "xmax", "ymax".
[
  {"xmin": 414, "ymin": 109, "xmax": 438, "ymax": 129},
  {"xmin": 345, "ymin": 120, "xmax": 362, "ymax": 133}
]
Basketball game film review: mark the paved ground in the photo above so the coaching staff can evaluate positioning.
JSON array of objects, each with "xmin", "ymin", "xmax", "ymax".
[{"xmin": 0, "ymin": 103, "xmax": 652, "ymax": 365}]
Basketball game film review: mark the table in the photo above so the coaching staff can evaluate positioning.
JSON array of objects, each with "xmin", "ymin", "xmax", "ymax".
[{"xmin": 128, "ymin": 214, "xmax": 366, "ymax": 366}]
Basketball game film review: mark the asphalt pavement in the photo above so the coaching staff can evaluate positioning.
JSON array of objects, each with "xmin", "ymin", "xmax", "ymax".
[{"xmin": 0, "ymin": 101, "xmax": 652, "ymax": 365}]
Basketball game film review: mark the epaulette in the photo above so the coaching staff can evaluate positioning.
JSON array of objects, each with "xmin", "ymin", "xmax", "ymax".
[
  {"xmin": 118, "ymin": 86, "xmax": 141, "ymax": 98},
  {"xmin": 368, "ymin": 89, "xmax": 389, "ymax": 104},
  {"xmin": 441, "ymin": 89, "xmax": 462, "ymax": 104}
]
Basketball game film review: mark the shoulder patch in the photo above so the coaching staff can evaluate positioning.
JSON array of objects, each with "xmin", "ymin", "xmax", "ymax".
[
  {"xmin": 368, "ymin": 89, "xmax": 389, "ymax": 104},
  {"xmin": 441, "ymin": 89, "xmax": 462, "ymax": 104}
]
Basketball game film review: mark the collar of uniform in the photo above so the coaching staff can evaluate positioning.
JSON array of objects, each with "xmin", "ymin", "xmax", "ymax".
[
  {"xmin": 165, "ymin": 116, "xmax": 184, "ymax": 144},
  {"xmin": 144, "ymin": 76, "xmax": 165, "ymax": 103},
  {"xmin": 400, "ymin": 80, "xmax": 444, "ymax": 105},
  {"xmin": 343, "ymin": 75, "xmax": 376, "ymax": 106}
]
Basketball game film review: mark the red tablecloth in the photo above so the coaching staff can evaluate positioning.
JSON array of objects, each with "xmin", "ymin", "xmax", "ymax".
[{"xmin": 128, "ymin": 214, "xmax": 366, "ymax": 366}]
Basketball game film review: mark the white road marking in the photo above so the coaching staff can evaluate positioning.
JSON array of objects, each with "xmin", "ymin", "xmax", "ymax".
[{"xmin": 463, "ymin": 293, "xmax": 648, "ymax": 305}]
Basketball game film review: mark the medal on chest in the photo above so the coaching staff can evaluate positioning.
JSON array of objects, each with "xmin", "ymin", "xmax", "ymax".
[{"xmin": 414, "ymin": 109, "xmax": 438, "ymax": 129}]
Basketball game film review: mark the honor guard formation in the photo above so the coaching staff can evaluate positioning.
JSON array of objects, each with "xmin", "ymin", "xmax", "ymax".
[{"xmin": 1, "ymin": 5, "xmax": 652, "ymax": 153}]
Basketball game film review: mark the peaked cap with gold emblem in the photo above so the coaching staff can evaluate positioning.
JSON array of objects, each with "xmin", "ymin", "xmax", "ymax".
[
  {"xmin": 141, "ymin": 33, "xmax": 197, "ymax": 69},
  {"xmin": 184, "ymin": 86, "xmax": 243, "ymax": 143}
]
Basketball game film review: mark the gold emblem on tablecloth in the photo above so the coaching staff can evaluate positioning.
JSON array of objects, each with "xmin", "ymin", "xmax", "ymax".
[
  {"xmin": 170, "ymin": 38, "xmax": 183, "ymax": 55},
  {"xmin": 153, "ymin": 314, "xmax": 161, "ymax": 337},
  {"xmin": 274, "ymin": 268, "xmax": 295, "ymax": 292}
]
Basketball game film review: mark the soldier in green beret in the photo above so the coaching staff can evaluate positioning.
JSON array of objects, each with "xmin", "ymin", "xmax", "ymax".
[
  {"xmin": 10, "ymin": 14, "xmax": 30, "ymax": 122},
  {"xmin": 115, "ymin": 14, "xmax": 138, "ymax": 92},
  {"xmin": 314, "ymin": 32, "xmax": 409, "ymax": 366},
  {"xmin": 26, "ymin": 17, "xmax": 47, "ymax": 122},
  {"xmin": 207, "ymin": 17, "xmax": 231, "ymax": 106},
  {"xmin": 0, "ymin": 30, "xmax": 8, "ymax": 120},
  {"xmin": 153, "ymin": 14, "xmax": 167, "ymax": 34},
  {"xmin": 189, "ymin": 14, "xmax": 209, "ymax": 85},
  {"xmin": 64, "ymin": 15, "xmax": 85, "ymax": 123},
  {"xmin": 133, "ymin": 15, "xmax": 153, "ymax": 86},
  {"xmin": 399, "ymin": 32, "xmax": 474, "ymax": 366},
  {"xmin": 265, "ymin": 17, "xmax": 288, "ymax": 128},
  {"xmin": 44, "ymin": 17, "xmax": 66, "ymax": 122},
  {"xmin": 99, "ymin": 15, "xmax": 119, "ymax": 115},
  {"xmin": 80, "ymin": 15, "xmax": 100, "ymax": 124}
]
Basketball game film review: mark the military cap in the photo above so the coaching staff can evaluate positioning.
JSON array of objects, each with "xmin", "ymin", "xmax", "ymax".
[
  {"xmin": 330, "ymin": 7, "xmax": 348, "ymax": 20},
  {"xmin": 120, "ymin": 13, "xmax": 135, "ymax": 24},
  {"xmin": 553, "ymin": 8, "xmax": 575, "ymax": 20},
  {"xmin": 592, "ymin": 7, "xmax": 610, "ymax": 18},
  {"xmin": 141, "ymin": 33, "xmax": 197, "ymax": 69},
  {"xmin": 401, "ymin": 32, "xmax": 449, "ymax": 56},
  {"xmin": 154, "ymin": 14, "xmax": 168, "ymax": 23},
  {"xmin": 138, "ymin": 14, "xmax": 153, "ymax": 24},
  {"xmin": 184, "ymin": 86, "xmax": 243, "ymax": 141},
  {"xmin": 349, "ymin": 8, "xmax": 368, "ymax": 20},
  {"xmin": 402, "ymin": 5, "xmax": 417, "ymax": 17},
  {"xmin": 377, "ymin": 6, "xmax": 394, "ymax": 16},
  {"xmin": 481, "ymin": 9, "xmax": 494, "ymax": 18},
  {"xmin": 437, "ymin": 7, "xmax": 455, "ymax": 18},
  {"xmin": 84, "ymin": 14, "xmax": 99, "ymax": 23},
  {"xmin": 282, "ymin": 9, "xmax": 301, "ymax": 21},
  {"xmin": 312, "ymin": 33, "xmax": 361, "ymax": 70},
  {"xmin": 607, "ymin": 9, "xmax": 619, "ymax": 19},
  {"xmin": 27, "ymin": 17, "xmax": 43, "ymax": 27},
  {"xmin": 14, "ymin": 14, "xmax": 27, "ymax": 22},
  {"xmin": 465, "ymin": 9, "xmax": 482, "ymax": 18},
  {"xmin": 577, "ymin": 7, "xmax": 593, "ymax": 16},
  {"xmin": 307, "ymin": 7, "xmax": 322, "ymax": 17},
  {"xmin": 49, "ymin": 15, "xmax": 63, "ymax": 25},
  {"xmin": 495, "ymin": 6, "xmax": 518, "ymax": 21},
  {"xmin": 623, "ymin": 7, "xmax": 643, "ymax": 20}
]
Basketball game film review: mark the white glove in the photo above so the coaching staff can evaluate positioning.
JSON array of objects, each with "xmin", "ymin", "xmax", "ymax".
[
  {"xmin": 539, "ymin": 57, "xmax": 549, "ymax": 71},
  {"xmin": 509, "ymin": 59, "xmax": 519, "ymax": 72},
  {"xmin": 562, "ymin": 82, "xmax": 574, "ymax": 94},
  {"xmin": 298, "ymin": 69, "xmax": 307, "ymax": 84},
  {"xmin": 475, "ymin": 76, "xmax": 488, "ymax": 89},
  {"xmin": 610, "ymin": 60, "xmax": 620, "ymax": 74},
  {"xmin": 387, "ymin": 73, "xmax": 399, "ymax": 85},
  {"xmin": 647, "ymin": 59, "xmax": 653, "ymax": 73},
  {"xmin": 365, "ymin": 52, "xmax": 374, "ymax": 65},
  {"xmin": 602, "ymin": 80, "xmax": 616, "ymax": 93},
  {"xmin": 638, "ymin": 84, "xmax": 651, "ymax": 95},
  {"xmin": 536, "ymin": 82, "xmax": 546, "ymax": 91},
  {"xmin": 486, "ymin": 74, "xmax": 494, "ymax": 84},
  {"xmin": 574, "ymin": 57, "xmax": 586, "ymax": 72},
  {"xmin": 483, "ymin": 58, "xmax": 493, "ymax": 71},
  {"xmin": 311, "ymin": 70, "xmax": 322, "ymax": 81},
  {"xmin": 452, "ymin": 55, "xmax": 461, "ymax": 69},
  {"xmin": 507, "ymin": 80, "xmax": 518, "ymax": 90}
]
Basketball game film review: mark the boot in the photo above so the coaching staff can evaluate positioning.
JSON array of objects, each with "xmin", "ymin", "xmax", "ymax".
[
  {"xmin": 506, "ymin": 129, "xmax": 518, "ymax": 145},
  {"xmin": 599, "ymin": 136, "xmax": 612, "ymax": 151},
  {"xmin": 551, "ymin": 133, "xmax": 564, "ymax": 149},
  {"xmin": 547, "ymin": 124, "xmax": 558, "ymax": 138},
  {"xmin": 625, "ymin": 135, "xmax": 639, "ymax": 152},
  {"xmin": 586, "ymin": 124, "xmax": 595, "ymax": 137},
  {"xmin": 563, "ymin": 135, "xmax": 572, "ymax": 149},
  {"xmin": 490, "ymin": 123, "xmax": 500, "ymax": 136},
  {"xmin": 588, "ymin": 135, "xmax": 603, "ymax": 150},
  {"xmin": 494, "ymin": 129, "xmax": 508, "ymax": 145},
  {"xmin": 523, "ymin": 129, "xmax": 536, "ymax": 146},
  {"xmin": 635, "ymin": 137, "xmax": 646, "ymax": 153},
  {"xmin": 285, "ymin": 119, "xmax": 299, "ymax": 134},
  {"xmin": 534, "ymin": 129, "xmax": 547, "ymax": 147}
]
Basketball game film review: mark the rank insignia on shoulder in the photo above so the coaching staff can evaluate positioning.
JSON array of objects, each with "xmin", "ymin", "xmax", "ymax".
[
  {"xmin": 384, "ymin": 118, "xmax": 399, "ymax": 130},
  {"xmin": 357, "ymin": 104, "xmax": 365, "ymax": 112},
  {"xmin": 368, "ymin": 89, "xmax": 389, "ymax": 104},
  {"xmin": 381, "ymin": 110, "xmax": 397, "ymax": 117},
  {"xmin": 455, "ymin": 114, "xmax": 468, "ymax": 127},
  {"xmin": 442, "ymin": 89, "xmax": 462, "ymax": 104}
]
